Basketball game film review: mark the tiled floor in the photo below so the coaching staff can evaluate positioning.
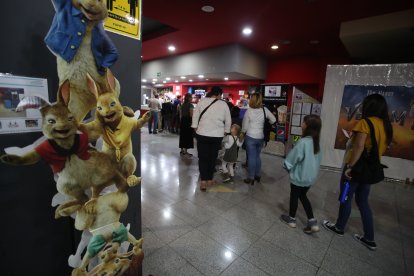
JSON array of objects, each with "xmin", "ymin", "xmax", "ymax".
[{"xmin": 140, "ymin": 130, "xmax": 414, "ymax": 276}]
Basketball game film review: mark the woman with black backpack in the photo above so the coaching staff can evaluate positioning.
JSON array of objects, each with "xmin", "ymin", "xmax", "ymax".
[
  {"xmin": 322, "ymin": 94, "xmax": 393, "ymax": 251},
  {"xmin": 241, "ymin": 93, "xmax": 276, "ymax": 185}
]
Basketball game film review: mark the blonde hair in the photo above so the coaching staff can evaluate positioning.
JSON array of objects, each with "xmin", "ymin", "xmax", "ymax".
[
  {"xmin": 249, "ymin": 93, "xmax": 263, "ymax": 109},
  {"xmin": 231, "ymin": 124, "xmax": 241, "ymax": 136}
]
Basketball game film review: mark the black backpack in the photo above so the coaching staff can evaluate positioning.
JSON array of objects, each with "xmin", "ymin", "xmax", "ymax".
[{"xmin": 263, "ymin": 107, "xmax": 272, "ymax": 145}]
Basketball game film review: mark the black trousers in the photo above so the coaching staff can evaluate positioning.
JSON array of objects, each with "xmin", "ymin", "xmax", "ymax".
[
  {"xmin": 196, "ymin": 134, "xmax": 223, "ymax": 181},
  {"xmin": 289, "ymin": 184, "xmax": 314, "ymax": 219}
]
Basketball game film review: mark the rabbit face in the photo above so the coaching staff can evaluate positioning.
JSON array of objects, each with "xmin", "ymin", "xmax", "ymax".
[
  {"xmin": 72, "ymin": 0, "xmax": 108, "ymax": 21},
  {"xmin": 41, "ymin": 103, "xmax": 78, "ymax": 140},
  {"xmin": 96, "ymin": 93, "xmax": 123, "ymax": 123}
]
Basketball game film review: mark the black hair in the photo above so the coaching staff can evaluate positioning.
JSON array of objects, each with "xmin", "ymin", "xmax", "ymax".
[
  {"xmin": 361, "ymin": 94, "xmax": 393, "ymax": 145},
  {"xmin": 231, "ymin": 106, "xmax": 240, "ymax": 117},
  {"xmin": 210, "ymin": 86, "xmax": 223, "ymax": 96},
  {"xmin": 302, "ymin": 115, "xmax": 321, "ymax": 154},
  {"xmin": 184, "ymin": 93, "xmax": 192, "ymax": 103}
]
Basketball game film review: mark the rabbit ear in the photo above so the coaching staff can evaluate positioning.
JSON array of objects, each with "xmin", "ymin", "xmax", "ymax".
[
  {"xmin": 16, "ymin": 95, "xmax": 50, "ymax": 112},
  {"xmin": 58, "ymin": 80, "xmax": 71, "ymax": 106},
  {"xmin": 105, "ymin": 69, "xmax": 116, "ymax": 91},
  {"xmin": 86, "ymin": 73, "xmax": 99, "ymax": 100}
]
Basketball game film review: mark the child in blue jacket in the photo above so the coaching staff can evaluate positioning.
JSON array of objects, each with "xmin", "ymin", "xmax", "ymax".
[{"xmin": 281, "ymin": 115, "xmax": 322, "ymax": 234}]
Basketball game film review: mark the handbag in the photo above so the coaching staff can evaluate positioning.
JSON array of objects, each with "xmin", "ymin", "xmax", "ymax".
[
  {"xmin": 351, "ymin": 118, "xmax": 386, "ymax": 184},
  {"xmin": 262, "ymin": 107, "xmax": 272, "ymax": 146}
]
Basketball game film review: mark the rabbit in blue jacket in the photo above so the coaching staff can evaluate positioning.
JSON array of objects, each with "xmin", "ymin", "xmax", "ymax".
[{"xmin": 45, "ymin": 0, "xmax": 120, "ymax": 121}]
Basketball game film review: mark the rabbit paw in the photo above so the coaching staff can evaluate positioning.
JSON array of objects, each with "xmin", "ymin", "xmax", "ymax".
[
  {"xmin": 123, "ymin": 106, "xmax": 135, "ymax": 117},
  {"xmin": 127, "ymin": 175, "xmax": 141, "ymax": 187},
  {"xmin": 0, "ymin": 154, "xmax": 20, "ymax": 164},
  {"xmin": 84, "ymin": 199, "xmax": 97, "ymax": 214},
  {"xmin": 71, "ymin": 268, "xmax": 87, "ymax": 276}
]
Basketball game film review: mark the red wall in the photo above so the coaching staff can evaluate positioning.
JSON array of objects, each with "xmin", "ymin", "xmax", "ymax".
[{"xmin": 266, "ymin": 56, "xmax": 350, "ymax": 100}]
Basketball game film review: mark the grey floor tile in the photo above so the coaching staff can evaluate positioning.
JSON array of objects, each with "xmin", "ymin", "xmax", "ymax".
[
  {"xmin": 262, "ymin": 222, "xmax": 332, "ymax": 266},
  {"xmin": 172, "ymin": 263, "xmax": 205, "ymax": 276},
  {"xmin": 144, "ymin": 209, "xmax": 193, "ymax": 244},
  {"xmin": 170, "ymin": 229, "xmax": 237, "ymax": 276},
  {"xmin": 169, "ymin": 199, "xmax": 217, "ymax": 227},
  {"xmin": 329, "ymin": 234, "xmax": 405, "ymax": 275},
  {"xmin": 215, "ymin": 189, "xmax": 249, "ymax": 205},
  {"xmin": 142, "ymin": 245, "xmax": 188, "ymax": 276},
  {"xmin": 142, "ymin": 228, "xmax": 166, "ymax": 258},
  {"xmin": 320, "ymin": 247, "xmax": 387, "ymax": 276},
  {"xmin": 221, "ymin": 258, "xmax": 269, "ymax": 276},
  {"xmin": 316, "ymin": 269, "xmax": 334, "ymax": 276},
  {"xmin": 197, "ymin": 216, "xmax": 259, "ymax": 255},
  {"xmin": 187, "ymin": 191, "xmax": 236, "ymax": 215},
  {"xmin": 236, "ymin": 197, "xmax": 280, "ymax": 222},
  {"xmin": 221, "ymin": 206, "xmax": 274, "ymax": 236},
  {"xmin": 242, "ymin": 239, "xmax": 318, "ymax": 276}
]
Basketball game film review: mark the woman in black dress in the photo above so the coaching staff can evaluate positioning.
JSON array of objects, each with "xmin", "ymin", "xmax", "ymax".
[{"xmin": 179, "ymin": 93, "xmax": 194, "ymax": 156}]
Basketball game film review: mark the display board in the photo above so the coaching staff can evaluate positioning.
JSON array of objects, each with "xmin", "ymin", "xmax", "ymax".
[
  {"xmin": 261, "ymin": 84, "xmax": 289, "ymax": 156},
  {"xmin": 0, "ymin": 75, "xmax": 48, "ymax": 135},
  {"xmin": 287, "ymin": 87, "xmax": 321, "ymax": 152},
  {"xmin": 320, "ymin": 64, "xmax": 414, "ymax": 180}
]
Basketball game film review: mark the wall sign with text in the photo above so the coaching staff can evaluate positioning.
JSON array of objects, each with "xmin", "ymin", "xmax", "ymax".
[{"xmin": 104, "ymin": 0, "xmax": 141, "ymax": 40}]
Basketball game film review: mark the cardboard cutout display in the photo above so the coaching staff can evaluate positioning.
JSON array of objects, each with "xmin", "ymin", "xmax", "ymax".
[{"xmin": 1, "ymin": 0, "xmax": 147, "ymax": 274}]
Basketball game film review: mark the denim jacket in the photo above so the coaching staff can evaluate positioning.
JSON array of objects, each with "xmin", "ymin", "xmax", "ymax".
[{"xmin": 44, "ymin": 0, "xmax": 118, "ymax": 75}]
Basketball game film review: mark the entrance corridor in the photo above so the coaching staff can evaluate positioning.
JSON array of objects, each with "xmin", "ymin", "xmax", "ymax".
[{"xmin": 141, "ymin": 131, "xmax": 414, "ymax": 276}]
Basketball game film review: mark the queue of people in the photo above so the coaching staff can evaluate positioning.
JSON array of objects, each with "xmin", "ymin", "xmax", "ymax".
[{"xmin": 147, "ymin": 88, "xmax": 392, "ymax": 251}]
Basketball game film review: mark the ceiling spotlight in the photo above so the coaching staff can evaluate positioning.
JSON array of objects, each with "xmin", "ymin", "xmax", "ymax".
[
  {"xmin": 242, "ymin": 27, "xmax": 252, "ymax": 36},
  {"xmin": 168, "ymin": 45, "xmax": 176, "ymax": 51},
  {"xmin": 152, "ymin": 81, "xmax": 156, "ymax": 84},
  {"xmin": 163, "ymin": 81, "xmax": 166, "ymax": 83},
  {"xmin": 142, "ymin": 85, "xmax": 146, "ymax": 88},
  {"xmin": 310, "ymin": 40, "xmax": 320, "ymax": 44},
  {"xmin": 271, "ymin": 45, "xmax": 279, "ymax": 50},
  {"xmin": 175, "ymin": 80, "xmax": 178, "ymax": 83},
  {"xmin": 152, "ymin": 78, "xmax": 157, "ymax": 81},
  {"xmin": 166, "ymin": 77, "xmax": 171, "ymax": 81},
  {"xmin": 189, "ymin": 79, "xmax": 193, "ymax": 82},
  {"xmin": 142, "ymin": 79, "xmax": 147, "ymax": 82},
  {"xmin": 198, "ymin": 75, "xmax": 204, "ymax": 78},
  {"xmin": 224, "ymin": 77, "xmax": 229, "ymax": 81},
  {"xmin": 180, "ymin": 76, "xmax": 186, "ymax": 79},
  {"xmin": 281, "ymin": 40, "xmax": 291, "ymax": 45},
  {"xmin": 201, "ymin": 5, "xmax": 214, "ymax": 13}
]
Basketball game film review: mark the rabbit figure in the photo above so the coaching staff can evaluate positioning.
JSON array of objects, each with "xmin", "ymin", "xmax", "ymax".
[
  {"xmin": 80, "ymin": 71, "xmax": 151, "ymax": 187},
  {"xmin": 0, "ymin": 80, "xmax": 126, "ymax": 218},
  {"xmin": 45, "ymin": 0, "xmax": 120, "ymax": 121},
  {"xmin": 71, "ymin": 191, "xmax": 143, "ymax": 276}
]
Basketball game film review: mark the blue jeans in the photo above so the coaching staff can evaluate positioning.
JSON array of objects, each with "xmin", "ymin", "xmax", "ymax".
[
  {"xmin": 148, "ymin": 111, "xmax": 159, "ymax": 133},
  {"xmin": 245, "ymin": 135, "xmax": 264, "ymax": 179},
  {"xmin": 335, "ymin": 175, "xmax": 374, "ymax": 241}
]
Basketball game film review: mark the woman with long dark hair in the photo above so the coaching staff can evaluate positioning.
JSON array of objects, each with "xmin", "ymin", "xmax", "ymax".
[
  {"xmin": 179, "ymin": 93, "xmax": 194, "ymax": 156},
  {"xmin": 323, "ymin": 94, "xmax": 393, "ymax": 250}
]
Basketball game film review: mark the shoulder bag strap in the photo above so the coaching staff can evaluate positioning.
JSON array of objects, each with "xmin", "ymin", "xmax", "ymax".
[
  {"xmin": 198, "ymin": 99, "xmax": 218, "ymax": 124},
  {"xmin": 364, "ymin": 118, "xmax": 380, "ymax": 160},
  {"xmin": 262, "ymin": 107, "xmax": 266, "ymax": 125}
]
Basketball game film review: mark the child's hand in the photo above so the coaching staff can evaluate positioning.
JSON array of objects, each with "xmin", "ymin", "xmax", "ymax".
[{"xmin": 239, "ymin": 132, "xmax": 245, "ymax": 141}]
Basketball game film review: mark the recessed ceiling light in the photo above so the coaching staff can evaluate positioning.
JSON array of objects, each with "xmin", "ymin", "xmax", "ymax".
[
  {"xmin": 175, "ymin": 80, "xmax": 178, "ymax": 83},
  {"xmin": 206, "ymin": 79, "xmax": 209, "ymax": 80},
  {"xmin": 142, "ymin": 85, "xmax": 146, "ymax": 88},
  {"xmin": 310, "ymin": 40, "xmax": 320, "ymax": 44},
  {"xmin": 271, "ymin": 45, "xmax": 279, "ymax": 50},
  {"xmin": 180, "ymin": 76, "xmax": 186, "ymax": 79},
  {"xmin": 224, "ymin": 77, "xmax": 229, "ymax": 80},
  {"xmin": 168, "ymin": 45, "xmax": 176, "ymax": 51},
  {"xmin": 166, "ymin": 77, "xmax": 171, "ymax": 81},
  {"xmin": 142, "ymin": 79, "xmax": 147, "ymax": 82},
  {"xmin": 163, "ymin": 81, "xmax": 166, "ymax": 83},
  {"xmin": 281, "ymin": 40, "xmax": 291, "ymax": 45},
  {"xmin": 189, "ymin": 79, "xmax": 193, "ymax": 82},
  {"xmin": 198, "ymin": 75, "xmax": 204, "ymax": 78},
  {"xmin": 201, "ymin": 5, "xmax": 214, "ymax": 12},
  {"xmin": 152, "ymin": 78, "xmax": 157, "ymax": 81},
  {"xmin": 152, "ymin": 81, "xmax": 156, "ymax": 84},
  {"xmin": 242, "ymin": 27, "xmax": 252, "ymax": 36}
]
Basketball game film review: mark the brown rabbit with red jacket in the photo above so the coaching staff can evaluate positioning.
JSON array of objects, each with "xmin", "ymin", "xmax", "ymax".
[{"xmin": 0, "ymin": 80, "xmax": 126, "ymax": 218}]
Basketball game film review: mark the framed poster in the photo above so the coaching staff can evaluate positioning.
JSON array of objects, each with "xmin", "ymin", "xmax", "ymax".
[{"xmin": 0, "ymin": 75, "xmax": 48, "ymax": 134}]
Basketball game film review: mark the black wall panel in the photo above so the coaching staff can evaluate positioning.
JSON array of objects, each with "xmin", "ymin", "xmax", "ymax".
[{"xmin": 0, "ymin": 1, "xmax": 142, "ymax": 275}]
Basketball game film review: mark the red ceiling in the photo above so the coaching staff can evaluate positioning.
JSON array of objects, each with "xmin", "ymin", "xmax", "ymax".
[{"xmin": 141, "ymin": 0, "xmax": 414, "ymax": 62}]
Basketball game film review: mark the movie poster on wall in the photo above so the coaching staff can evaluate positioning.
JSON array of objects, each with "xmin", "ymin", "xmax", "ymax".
[
  {"xmin": 334, "ymin": 85, "xmax": 414, "ymax": 161},
  {"xmin": 0, "ymin": 75, "xmax": 48, "ymax": 135}
]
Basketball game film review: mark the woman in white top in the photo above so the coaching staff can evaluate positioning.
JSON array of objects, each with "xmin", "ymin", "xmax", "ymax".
[
  {"xmin": 241, "ymin": 93, "xmax": 276, "ymax": 185},
  {"xmin": 192, "ymin": 87, "xmax": 232, "ymax": 191}
]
